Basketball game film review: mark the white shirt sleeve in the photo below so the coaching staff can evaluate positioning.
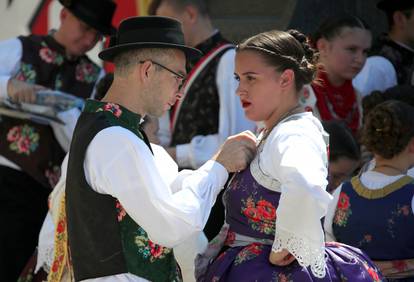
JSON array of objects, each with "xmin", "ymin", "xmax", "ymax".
[
  {"xmin": 84, "ymin": 127, "xmax": 229, "ymax": 247},
  {"xmin": 323, "ymin": 185, "xmax": 342, "ymax": 242},
  {"xmin": 261, "ymin": 116, "xmax": 332, "ymax": 278},
  {"xmin": 352, "ymin": 56, "xmax": 397, "ymax": 97},
  {"xmin": 0, "ymin": 37, "xmax": 22, "ymax": 100},
  {"xmin": 176, "ymin": 49, "xmax": 256, "ymax": 169}
]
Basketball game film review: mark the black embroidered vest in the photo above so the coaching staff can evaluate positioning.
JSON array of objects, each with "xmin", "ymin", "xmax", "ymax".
[
  {"xmin": 170, "ymin": 33, "xmax": 233, "ymax": 146},
  {"xmin": 370, "ymin": 34, "xmax": 414, "ymax": 86},
  {"xmin": 66, "ymin": 100, "xmax": 181, "ymax": 282},
  {"xmin": 0, "ymin": 34, "xmax": 101, "ymax": 189}
]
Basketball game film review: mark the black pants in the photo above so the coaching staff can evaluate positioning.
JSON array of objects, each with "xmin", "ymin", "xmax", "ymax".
[{"xmin": 0, "ymin": 166, "xmax": 49, "ymax": 282}]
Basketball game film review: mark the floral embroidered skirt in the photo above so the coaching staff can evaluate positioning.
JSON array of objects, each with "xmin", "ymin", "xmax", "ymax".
[{"xmin": 202, "ymin": 242, "xmax": 384, "ymax": 282}]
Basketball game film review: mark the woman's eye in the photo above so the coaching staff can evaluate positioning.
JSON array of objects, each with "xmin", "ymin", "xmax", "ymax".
[{"xmin": 234, "ymin": 75, "xmax": 240, "ymax": 81}]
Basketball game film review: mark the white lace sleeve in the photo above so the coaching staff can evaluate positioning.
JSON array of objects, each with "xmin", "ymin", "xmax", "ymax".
[{"xmin": 261, "ymin": 115, "xmax": 332, "ymax": 278}]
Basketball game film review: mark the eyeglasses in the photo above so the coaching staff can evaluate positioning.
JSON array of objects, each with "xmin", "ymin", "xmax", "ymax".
[{"xmin": 140, "ymin": 60, "xmax": 186, "ymax": 91}]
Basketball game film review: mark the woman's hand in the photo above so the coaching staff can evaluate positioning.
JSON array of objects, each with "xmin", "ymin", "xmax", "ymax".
[{"xmin": 269, "ymin": 249, "xmax": 295, "ymax": 266}]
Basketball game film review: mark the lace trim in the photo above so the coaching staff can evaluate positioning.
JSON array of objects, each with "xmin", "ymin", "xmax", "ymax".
[
  {"xmin": 272, "ymin": 227, "xmax": 326, "ymax": 278},
  {"xmin": 250, "ymin": 144, "xmax": 282, "ymax": 192}
]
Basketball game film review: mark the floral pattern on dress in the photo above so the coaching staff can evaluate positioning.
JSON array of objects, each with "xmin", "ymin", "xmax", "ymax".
[
  {"xmin": 387, "ymin": 204, "xmax": 411, "ymax": 238},
  {"xmin": 115, "ymin": 200, "xmax": 127, "ymax": 222},
  {"xmin": 39, "ymin": 42, "xmax": 64, "ymax": 65},
  {"xmin": 75, "ymin": 60, "xmax": 100, "ymax": 83},
  {"xmin": 363, "ymin": 262, "xmax": 381, "ymax": 282},
  {"xmin": 224, "ymin": 230, "xmax": 236, "ymax": 246},
  {"xmin": 273, "ymin": 272, "xmax": 293, "ymax": 282},
  {"xmin": 45, "ymin": 165, "xmax": 61, "ymax": 188},
  {"xmin": 15, "ymin": 62, "xmax": 36, "ymax": 84},
  {"xmin": 234, "ymin": 243, "xmax": 263, "ymax": 265},
  {"xmin": 357, "ymin": 234, "xmax": 373, "ymax": 247},
  {"xmin": 333, "ymin": 192, "xmax": 352, "ymax": 227},
  {"xmin": 96, "ymin": 103, "xmax": 123, "ymax": 118},
  {"xmin": 7, "ymin": 124, "xmax": 39, "ymax": 155},
  {"xmin": 134, "ymin": 227, "xmax": 172, "ymax": 263},
  {"xmin": 241, "ymin": 196, "xmax": 276, "ymax": 235}
]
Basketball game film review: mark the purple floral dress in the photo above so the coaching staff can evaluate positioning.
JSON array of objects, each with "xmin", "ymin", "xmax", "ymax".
[{"xmin": 201, "ymin": 155, "xmax": 384, "ymax": 282}]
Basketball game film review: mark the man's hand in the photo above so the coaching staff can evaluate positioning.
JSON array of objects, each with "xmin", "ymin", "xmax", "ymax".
[
  {"xmin": 7, "ymin": 78, "xmax": 46, "ymax": 103},
  {"xmin": 213, "ymin": 131, "xmax": 257, "ymax": 172},
  {"xmin": 269, "ymin": 249, "xmax": 295, "ymax": 266}
]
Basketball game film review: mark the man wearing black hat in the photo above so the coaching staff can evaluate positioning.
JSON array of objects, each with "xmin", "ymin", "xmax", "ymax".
[
  {"xmin": 63, "ymin": 16, "xmax": 256, "ymax": 282},
  {"xmin": 0, "ymin": 0, "xmax": 116, "ymax": 280},
  {"xmin": 354, "ymin": 0, "xmax": 414, "ymax": 96}
]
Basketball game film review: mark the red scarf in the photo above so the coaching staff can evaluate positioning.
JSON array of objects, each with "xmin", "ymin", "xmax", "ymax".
[{"xmin": 311, "ymin": 71, "xmax": 360, "ymax": 134}]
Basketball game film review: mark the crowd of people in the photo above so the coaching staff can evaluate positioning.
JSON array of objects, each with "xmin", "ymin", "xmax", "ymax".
[{"xmin": 0, "ymin": 0, "xmax": 413, "ymax": 281}]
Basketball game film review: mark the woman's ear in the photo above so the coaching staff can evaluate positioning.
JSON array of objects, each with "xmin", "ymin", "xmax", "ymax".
[
  {"xmin": 316, "ymin": 38, "xmax": 328, "ymax": 56},
  {"xmin": 279, "ymin": 69, "xmax": 295, "ymax": 89}
]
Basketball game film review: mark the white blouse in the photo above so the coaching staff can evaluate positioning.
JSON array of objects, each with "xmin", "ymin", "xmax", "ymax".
[{"xmin": 258, "ymin": 112, "xmax": 332, "ymax": 278}]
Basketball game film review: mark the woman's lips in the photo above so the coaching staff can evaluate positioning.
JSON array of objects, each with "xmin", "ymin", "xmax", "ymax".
[{"xmin": 241, "ymin": 100, "xmax": 251, "ymax": 108}]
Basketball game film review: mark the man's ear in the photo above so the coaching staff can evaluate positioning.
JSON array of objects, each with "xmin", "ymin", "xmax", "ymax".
[
  {"xmin": 279, "ymin": 69, "xmax": 294, "ymax": 90},
  {"xmin": 183, "ymin": 4, "xmax": 198, "ymax": 25},
  {"xmin": 393, "ymin": 10, "xmax": 409, "ymax": 29},
  {"xmin": 138, "ymin": 61, "xmax": 153, "ymax": 83},
  {"xmin": 60, "ymin": 7, "xmax": 68, "ymax": 22}
]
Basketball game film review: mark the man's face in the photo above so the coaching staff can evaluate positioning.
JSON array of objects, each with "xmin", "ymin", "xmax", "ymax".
[
  {"xmin": 402, "ymin": 8, "xmax": 414, "ymax": 47},
  {"xmin": 146, "ymin": 50, "xmax": 187, "ymax": 117},
  {"xmin": 60, "ymin": 9, "xmax": 102, "ymax": 57},
  {"xmin": 155, "ymin": 2, "xmax": 192, "ymax": 46}
]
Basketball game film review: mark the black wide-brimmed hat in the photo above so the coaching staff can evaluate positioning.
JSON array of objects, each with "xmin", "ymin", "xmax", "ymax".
[
  {"xmin": 377, "ymin": 0, "xmax": 414, "ymax": 12},
  {"xmin": 98, "ymin": 16, "xmax": 202, "ymax": 62},
  {"xmin": 59, "ymin": 0, "xmax": 116, "ymax": 35}
]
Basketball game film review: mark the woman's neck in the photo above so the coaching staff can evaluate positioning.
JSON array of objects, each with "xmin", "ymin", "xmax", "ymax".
[
  {"xmin": 374, "ymin": 158, "xmax": 408, "ymax": 176},
  {"xmin": 320, "ymin": 67, "xmax": 346, "ymax": 87}
]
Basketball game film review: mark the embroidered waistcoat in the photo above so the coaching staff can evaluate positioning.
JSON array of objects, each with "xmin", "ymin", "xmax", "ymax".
[
  {"xmin": 0, "ymin": 34, "xmax": 101, "ymax": 189},
  {"xmin": 65, "ymin": 100, "xmax": 181, "ymax": 282},
  {"xmin": 170, "ymin": 33, "xmax": 233, "ymax": 146},
  {"xmin": 333, "ymin": 176, "xmax": 414, "ymax": 260}
]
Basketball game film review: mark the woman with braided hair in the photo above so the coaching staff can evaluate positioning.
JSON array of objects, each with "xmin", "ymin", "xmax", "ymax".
[
  {"xmin": 325, "ymin": 100, "xmax": 414, "ymax": 281},
  {"xmin": 196, "ymin": 29, "xmax": 383, "ymax": 281}
]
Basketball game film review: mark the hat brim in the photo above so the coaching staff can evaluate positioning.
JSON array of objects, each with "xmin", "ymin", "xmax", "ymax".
[
  {"xmin": 71, "ymin": 8, "xmax": 114, "ymax": 35},
  {"xmin": 98, "ymin": 42, "xmax": 202, "ymax": 62}
]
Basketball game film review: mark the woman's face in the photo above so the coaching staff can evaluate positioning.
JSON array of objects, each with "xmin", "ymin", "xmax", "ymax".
[
  {"xmin": 327, "ymin": 156, "xmax": 360, "ymax": 192},
  {"xmin": 235, "ymin": 50, "xmax": 288, "ymax": 125},
  {"xmin": 319, "ymin": 27, "xmax": 372, "ymax": 85}
]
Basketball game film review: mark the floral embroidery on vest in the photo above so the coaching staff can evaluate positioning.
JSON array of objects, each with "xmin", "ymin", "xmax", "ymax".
[
  {"xmin": 363, "ymin": 261, "xmax": 381, "ymax": 282},
  {"xmin": 16, "ymin": 62, "xmax": 36, "ymax": 84},
  {"xmin": 234, "ymin": 243, "xmax": 263, "ymax": 265},
  {"xmin": 333, "ymin": 192, "xmax": 352, "ymax": 227},
  {"xmin": 134, "ymin": 227, "xmax": 172, "ymax": 262},
  {"xmin": 75, "ymin": 60, "xmax": 100, "ymax": 83},
  {"xmin": 96, "ymin": 103, "xmax": 123, "ymax": 118},
  {"xmin": 241, "ymin": 196, "xmax": 276, "ymax": 235},
  {"xmin": 116, "ymin": 201, "xmax": 127, "ymax": 222},
  {"xmin": 357, "ymin": 234, "xmax": 373, "ymax": 247},
  {"xmin": 7, "ymin": 124, "xmax": 40, "ymax": 155},
  {"xmin": 387, "ymin": 204, "xmax": 411, "ymax": 238},
  {"xmin": 39, "ymin": 42, "xmax": 64, "ymax": 65},
  {"xmin": 274, "ymin": 272, "xmax": 293, "ymax": 282}
]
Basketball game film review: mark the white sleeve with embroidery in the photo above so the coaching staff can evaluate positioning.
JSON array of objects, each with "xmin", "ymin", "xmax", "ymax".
[
  {"xmin": 261, "ymin": 115, "xmax": 332, "ymax": 278},
  {"xmin": 0, "ymin": 37, "xmax": 22, "ymax": 100},
  {"xmin": 84, "ymin": 127, "xmax": 228, "ymax": 248},
  {"xmin": 176, "ymin": 49, "xmax": 256, "ymax": 169}
]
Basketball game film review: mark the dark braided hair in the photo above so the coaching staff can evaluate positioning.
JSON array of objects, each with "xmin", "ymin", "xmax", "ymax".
[{"xmin": 236, "ymin": 29, "xmax": 317, "ymax": 91}]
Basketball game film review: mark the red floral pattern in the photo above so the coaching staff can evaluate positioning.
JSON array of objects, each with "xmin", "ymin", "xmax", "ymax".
[
  {"xmin": 7, "ymin": 124, "xmax": 40, "ymax": 155},
  {"xmin": 241, "ymin": 196, "xmax": 276, "ymax": 234},
  {"xmin": 334, "ymin": 192, "xmax": 352, "ymax": 227},
  {"xmin": 134, "ymin": 227, "xmax": 172, "ymax": 263},
  {"xmin": 234, "ymin": 243, "xmax": 263, "ymax": 265},
  {"xmin": 75, "ymin": 61, "xmax": 99, "ymax": 83},
  {"xmin": 97, "ymin": 103, "xmax": 123, "ymax": 118},
  {"xmin": 115, "ymin": 201, "xmax": 127, "ymax": 222},
  {"xmin": 39, "ymin": 42, "xmax": 63, "ymax": 65}
]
